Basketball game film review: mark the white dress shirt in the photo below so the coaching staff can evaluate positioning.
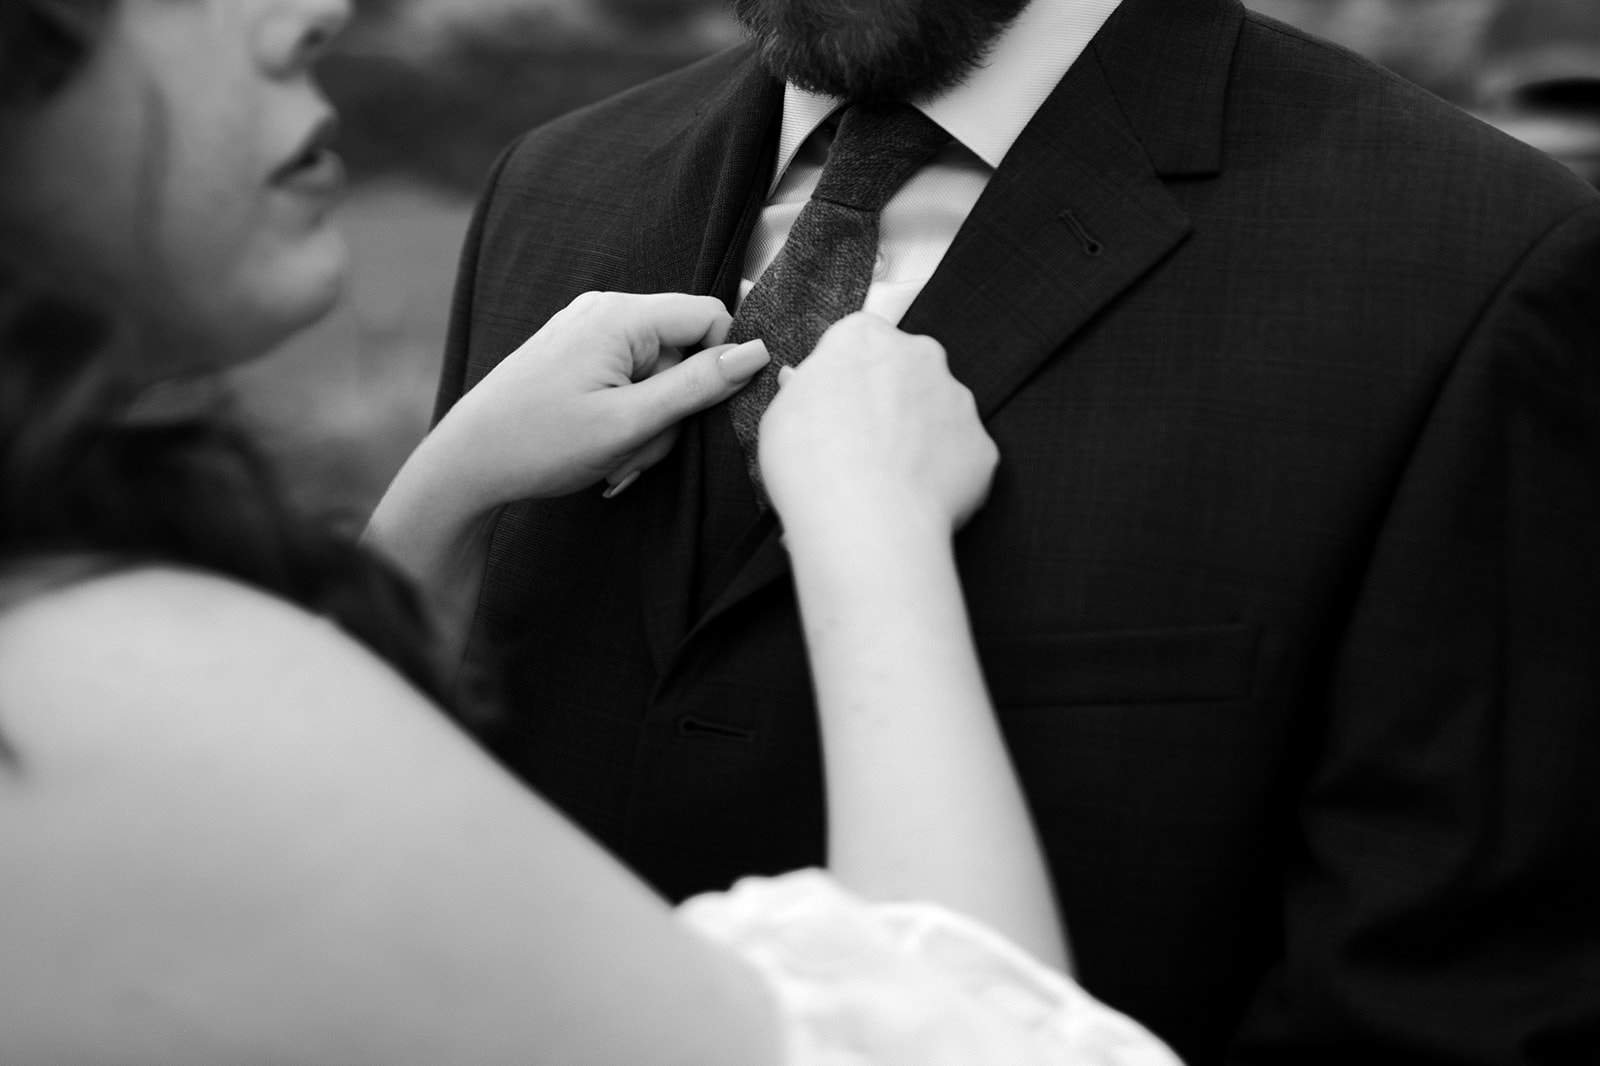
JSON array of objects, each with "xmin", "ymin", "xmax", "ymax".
[{"xmin": 738, "ymin": 0, "xmax": 1125, "ymax": 325}]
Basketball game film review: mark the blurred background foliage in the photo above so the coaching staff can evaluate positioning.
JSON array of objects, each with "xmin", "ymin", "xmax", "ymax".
[
  {"xmin": 321, "ymin": 0, "xmax": 741, "ymax": 194},
  {"xmin": 238, "ymin": 0, "xmax": 1600, "ymax": 524}
]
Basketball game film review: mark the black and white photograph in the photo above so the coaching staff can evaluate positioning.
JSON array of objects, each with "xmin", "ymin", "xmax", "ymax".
[{"xmin": 1, "ymin": 0, "xmax": 1597, "ymax": 1062}]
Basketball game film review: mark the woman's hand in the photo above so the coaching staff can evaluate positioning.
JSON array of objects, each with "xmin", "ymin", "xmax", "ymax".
[
  {"xmin": 759, "ymin": 312, "xmax": 997, "ymax": 540},
  {"xmin": 364, "ymin": 291, "xmax": 767, "ymax": 665},
  {"xmin": 434, "ymin": 291, "xmax": 769, "ymax": 508},
  {"xmin": 763, "ymin": 318, "xmax": 1065, "ymax": 969}
]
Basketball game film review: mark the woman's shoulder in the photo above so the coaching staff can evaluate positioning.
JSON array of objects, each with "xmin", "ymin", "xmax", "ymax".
[
  {"xmin": 0, "ymin": 561, "xmax": 424, "ymax": 745},
  {"xmin": 0, "ymin": 561, "xmax": 337, "ymax": 658}
]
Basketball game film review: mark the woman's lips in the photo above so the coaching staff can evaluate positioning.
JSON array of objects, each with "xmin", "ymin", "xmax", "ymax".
[
  {"xmin": 275, "ymin": 147, "xmax": 346, "ymax": 197},
  {"xmin": 271, "ymin": 115, "xmax": 346, "ymax": 197}
]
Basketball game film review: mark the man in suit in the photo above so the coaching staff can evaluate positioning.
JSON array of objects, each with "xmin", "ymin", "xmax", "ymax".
[{"xmin": 434, "ymin": 0, "xmax": 1600, "ymax": 1060}]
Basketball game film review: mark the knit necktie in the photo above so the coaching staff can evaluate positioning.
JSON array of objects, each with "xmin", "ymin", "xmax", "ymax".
[{"xmin": 726, "ymin": 102, "xmax": 952, "ymax": 502}]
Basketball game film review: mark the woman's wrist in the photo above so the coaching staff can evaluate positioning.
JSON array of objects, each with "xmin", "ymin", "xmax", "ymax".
[
  {"xmin": 776, "ymin": 480, "xmax": 951, "ymax": 556},
  {"xmin": 365, "ymin": 426, "xmax": 501, "ymax": 579},
  {"xmin": 782, "ymin": 493, "xmax": 957, "ymax": 618},
  {"xmin": 416, "ymin": 403, "xmax": 522, "ymax": 516}
]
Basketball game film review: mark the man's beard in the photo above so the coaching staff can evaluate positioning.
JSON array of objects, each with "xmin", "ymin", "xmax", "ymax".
[{"xmin": 732, "ymin": 0, "xmax": 1033, "ymax": 101}]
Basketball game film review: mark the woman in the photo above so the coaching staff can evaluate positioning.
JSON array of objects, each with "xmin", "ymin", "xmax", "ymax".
[{"xmin": 0, "ymin": 0, "xmax": 1177, "ymax": 1061}]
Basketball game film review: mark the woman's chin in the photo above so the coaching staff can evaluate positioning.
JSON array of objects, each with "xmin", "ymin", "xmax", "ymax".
[
  {"xmin": 287, "ymin": 224, "xmax": 351, "ymax": 317},
  {"xmin": 287, "ymin": 238, "xmax": 350, "ymax": 336},
  {"xmin": 225, "ymin": 232, "xmax": 351, "ymax": 363},
  {"xmin": 149, "ymin": 249, "xmax": 348, "ymax": 376}
]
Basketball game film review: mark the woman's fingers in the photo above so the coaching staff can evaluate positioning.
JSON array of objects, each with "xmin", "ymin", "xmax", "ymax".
[
  {"xmin": 569, "ymin": 292, "xmax": 734, "ymax": 370},
  {"xmin": 602, "ymin": 428, "xmax": 680, "ymax": 499},
  {"xmin": 757, "ymin": 313, "xmax": 996, "ymax": 532},
  {"xmin": 625, "ymin": 339, "xmax": 769, "ymax": 426},
  {"xmin": 602, "ymin": 467, "xmax": 645, "ymax": 500},
  {"xmin": 598, "ymin": 338, "xmax": 769, "ymax": 498},
  {"xmin": 702, "ymin": 313, "xmax": 735, "ymax": 350},
  {"xmin": 430, "ymin": 294, "xmax": 754, "ymax": 505},
  {"xmin": 718, "ymin": 339, "xmax": 771, "ymax": 383}
]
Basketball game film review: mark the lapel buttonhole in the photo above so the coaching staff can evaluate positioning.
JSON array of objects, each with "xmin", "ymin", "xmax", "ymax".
[{"xmin": 1060, "ymin": 209, "xmax": 1106, "ymax": 257}]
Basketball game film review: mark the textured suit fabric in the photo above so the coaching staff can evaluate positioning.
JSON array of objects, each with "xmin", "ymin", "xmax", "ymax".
[
  {"xmin": 727, "ymin": 103, "xmax": 951, "ymax": 495},
  {"xmin": 435, "ymin": 0, "xmax": 1600, "ymax": 1061}
]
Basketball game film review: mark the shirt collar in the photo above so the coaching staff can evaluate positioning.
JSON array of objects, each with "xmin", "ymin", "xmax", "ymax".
[{"xmin": 770, "ymin": 0, "xmax": 1124, "ymax": 185}]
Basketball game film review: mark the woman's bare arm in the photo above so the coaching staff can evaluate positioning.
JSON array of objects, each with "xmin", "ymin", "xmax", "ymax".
[
  {"xmin": 364, "ymin": 292, "xmax": 767, "ymax": 665},
  {"xmin": 764, "ymin": 314, "xmax": 1068, "ymax": 973},
  {"xmin": 0, "ymin": 568, "xmax": 779, "ymax": 1066}
]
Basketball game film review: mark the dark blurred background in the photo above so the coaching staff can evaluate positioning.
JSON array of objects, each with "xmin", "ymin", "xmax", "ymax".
[{"xmin": 236, "ymin": 0, "xmax": 1600, "ymax": 522}]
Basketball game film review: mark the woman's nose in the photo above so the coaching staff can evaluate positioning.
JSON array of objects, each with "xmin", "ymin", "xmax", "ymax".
[{"xmin": 255, "ymin": 0, "xmax": 353, "ymax": 77}]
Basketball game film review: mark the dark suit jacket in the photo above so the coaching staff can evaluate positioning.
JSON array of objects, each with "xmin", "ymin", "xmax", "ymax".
[{"xmin": 435, "ymin": 0, "xmax": 1600, "ymax": 1060}]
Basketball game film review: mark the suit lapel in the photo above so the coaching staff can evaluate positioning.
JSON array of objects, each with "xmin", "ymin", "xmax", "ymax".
[
  {"xmin": 628, "ymin": 50, "xmax": 782, "ymax": 674},
  {"xmin": 904, "ymin": 0, "xmax": 1244, "ymax": 414},
  {"xmin": 628, "ymin": 47, "xmax": 783, "ymax": 298},
  {"xmin": 682, "ymin": 0, "xmax": 1244, "ymax": 637}
]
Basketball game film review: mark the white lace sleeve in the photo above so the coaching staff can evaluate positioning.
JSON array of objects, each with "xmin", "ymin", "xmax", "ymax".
[{"xmin": 678, "ymin": 869, "xmax": 1183, "ymax": 1066}]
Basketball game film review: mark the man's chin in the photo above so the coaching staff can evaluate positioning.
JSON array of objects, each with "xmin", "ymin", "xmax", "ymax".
[{"xmin": 733, "ymin": 0, "xmax": 1032, "ymax": 101}]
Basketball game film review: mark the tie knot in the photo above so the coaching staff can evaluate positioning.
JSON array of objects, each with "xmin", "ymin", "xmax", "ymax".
[{"xmin": 812, "ymin": 102, "xmax": 952, "ymax": 214}]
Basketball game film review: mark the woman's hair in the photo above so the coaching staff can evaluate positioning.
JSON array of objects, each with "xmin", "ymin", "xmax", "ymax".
[
  {"xmin": 0, "ymin": 0, "xmax": 112, "ymax": 104},
  {"xmin": 0, "ymin": 267, "xmax": 456, "ymax": 706},
  {"xmin": 0, "ymin": 0, "xmax": 469, "ymax": 748}
]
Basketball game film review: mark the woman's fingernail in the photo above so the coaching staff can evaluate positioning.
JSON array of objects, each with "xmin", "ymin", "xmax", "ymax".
[
  {"xmin": 603, "ymin": 470, "xmax": 642, "ymax": 499},
  {"xmin": 718, "ymin": 339, "xmax": 770, "ymax": 382},
  {"xmin": 777, "ymin": 366, "xmax": 796, "ymax": 386}
]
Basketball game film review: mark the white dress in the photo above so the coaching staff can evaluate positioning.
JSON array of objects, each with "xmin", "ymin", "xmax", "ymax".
[{"xmin": 680, "ymin": 870, "xmax": 1183, "ymax": 1066}]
